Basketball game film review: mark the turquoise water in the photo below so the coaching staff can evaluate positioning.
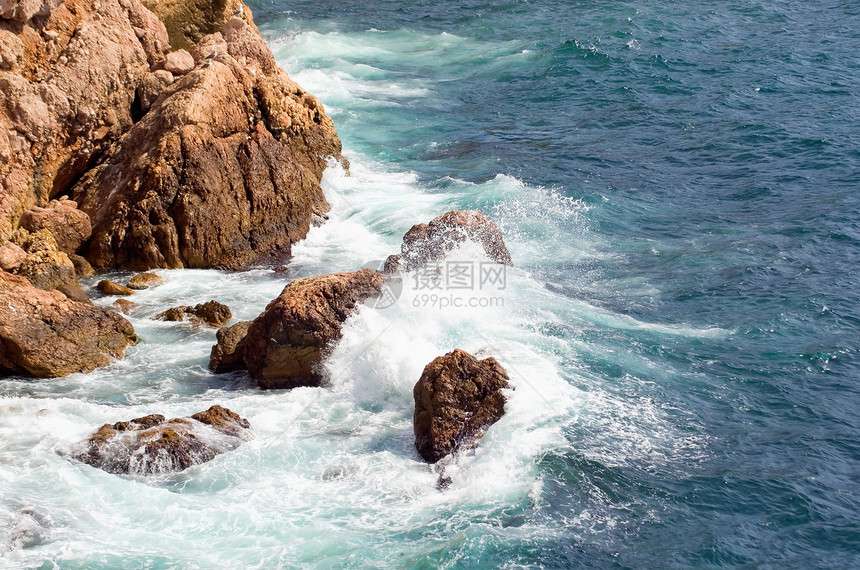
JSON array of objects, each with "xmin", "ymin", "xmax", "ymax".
[{"xmin": 2, "ymin": 0, "xmax": 859, "ymax": 567}]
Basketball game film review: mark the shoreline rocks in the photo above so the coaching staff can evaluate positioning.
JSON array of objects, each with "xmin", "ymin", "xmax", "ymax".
[
  {"xmin": 209, "ymin": 320, "xmax": 252, "ymax": 374},
  {"xmin": 0, "ymin": 270, "xmax": 137, "ymax": 377},
  {"xmin": 242, "ymin": 269, "xmax": 384, "ymax": 389},
  {"xmin": 71, "ymin": 405, "xmax": 252, "ymax": 476},
  {"xmin": 413, "ymin": 349, "xmax": 510, "ymax": 463},
  {"xmin": 386, "ymin": 210, "xmax": 513, "ymax": 273},
  {"xmin": 155, "ymin": 300, "xmax": 231, "ymax": 327}
]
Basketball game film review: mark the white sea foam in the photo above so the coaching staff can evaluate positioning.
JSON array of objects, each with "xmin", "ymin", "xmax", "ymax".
[{"xmin": 0, "ymin": 25, "xmax": 719, "ymax": 568}]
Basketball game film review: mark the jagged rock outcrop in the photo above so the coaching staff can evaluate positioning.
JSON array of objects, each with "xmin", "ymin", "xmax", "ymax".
[
  {"xmin": 0, "ymin": 0, "xmax": 170, "ymax": 241},
  {"xmin": 386, "ymin": 210, "xmax": 513, "ymax": 272},
  {"xmin": 208, "ymin": 320, "xmax": 251, "ymax": 373},
  {"xmin": 242, "ymin": 269, "xmax": 384, "ymax": 389},
  {"xmin": 413, "ymin": 349, "xmax": 510, "ymax": 463},
  {"xmin": 3, "ymin": 0, "xmax": 344, "ymax": 273},
  {"xmin": 0, "ymin": 270, "xmax": 137, "ymax": 377},
  {"xmin": 73, "ymin": 13, "xmax": 344, "ymax": 270},
  {"xmin": 17, "ymin": 198, "xmax": 91, "ymax": 254},
  {"xmin": 10, "ymin": 227, "xmax": 85, "ymax": 301},
  {"xmin": 155, "ymin": 300, "xmax": 231, "ymax": 326},
  {"xmin": 71, "ymin": 404, "xmax": 252, "ymax": 475}
]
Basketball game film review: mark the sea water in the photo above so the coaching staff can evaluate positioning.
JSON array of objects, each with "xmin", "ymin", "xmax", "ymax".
[{"xmin": 2, "ymin": 0, "xmax": 859, "ymax": 567}]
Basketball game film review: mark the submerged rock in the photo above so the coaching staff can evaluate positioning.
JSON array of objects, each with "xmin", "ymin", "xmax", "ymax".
[
  {"xmin": 242, "ymin": 269, "xmax": 384, "ymax": 389},
  {"xmin": 155, "ymin": 300, "xmax": 231, "ymax": 326},
  {"xmin": 72, "ymin": 405, "xmax": 252, "ymax": 475},
  {"xmin": 209, "ymin": 320, "xmax": 252, "ymax": 373},
  {"xmin": 0, "ymin": 270, "xmax": 137, "ymax": 377},
  {"xmin": 413, "ymin": 349, "xmax": 510, "ymax": 463},
  {"xmin": 386, "ymin": 210, "xmax": 513, "ymax": 272},
  {"xmin": 111, "ymin": 298, "xmax": 141, "ymax": 316}
]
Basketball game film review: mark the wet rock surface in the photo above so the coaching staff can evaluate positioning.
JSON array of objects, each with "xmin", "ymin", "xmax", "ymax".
[
  {"xmin": 413, "ymin": 349, "xmax": 510, "ymax": 463},
  {"xmin": 386, "ymin": 210, "xmax": 513, "ymax": 272},
  {"xmin": 242, "ymin": 269, "xmax": 384, "ymax": 389},
  {"xmin": 155, "ymin": 300, "xmax": 231, "ymax": 326},
  {"xmin": 126, "ymin": 272, "xmax": 162, "ymax": 290},
  {"xmin": 209, "ymin": 320, "xmax": 252, "ymax": 373},
  {"xmin": 97, "ymin": 280, "xmax": 135, "ymax": 296},
  {"xmin": 71, "ymin": 405, "xmax": 252, "ymax": 475}
]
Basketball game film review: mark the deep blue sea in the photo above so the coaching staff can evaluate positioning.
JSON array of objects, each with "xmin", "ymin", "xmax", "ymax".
[{"xmin": 2, "ymin": 0, "xmax": 859, "ymax": 567}]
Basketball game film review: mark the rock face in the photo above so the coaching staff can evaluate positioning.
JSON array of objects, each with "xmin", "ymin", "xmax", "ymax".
[
  {"xmin": 73, "ymin": 12, "xmax": 344, "ymax": 270},
  {"xmin": 142, "ymin": 0, "xmax": 249, "ymax": 51},
  {"xmin": 155, "ymin": 300, "xmax": 231, "ymax": 326},
  {"xmin": 71, "ymin": 405, "xmax": 252, "ymax": 475},
  {"xmin": 17, "ymin": 198, "xmax": 91, "ymax": 254},
  {"xmin": 243, "ymin": 269, "xmax": 384, "ymax": 389},
  {"xmin": 208, "ymin": 320, "xmax": 251, "ymax": 373},
  {"xmin": 413, "ymin": 349, "xmax": 510, "ymax": 463},
  {"xmin": 0, "ymin": 0, "xmax": 170, "ymax": 241},
  {"xmin": 3, "ymin": 0, "xmax": 344, "ymax": 274},
  {"xmin": 0, "ymin": 270, "xmax": 137, "ymax": 377},
  {"xmin": 386, "ymin": 210, "xmax": 513, "ymax": 272},
  {"xmin": 10, "ymin": 227, "xmax": 86, "ymax": 301}
]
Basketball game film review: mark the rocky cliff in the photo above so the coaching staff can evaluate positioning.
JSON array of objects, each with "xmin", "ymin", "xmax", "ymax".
[{"xmin": 1, "ymin": 0, "xmax": 344, "ymax": 270}]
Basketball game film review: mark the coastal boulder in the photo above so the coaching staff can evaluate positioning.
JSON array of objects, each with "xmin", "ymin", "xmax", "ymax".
[
  {"xmin": 155, "ymin": 300, "xmax": 231, "ymax": 326},
  {"xmin": 97, "ymin": 280, "xmax": 135, "ymax": 296},
  {"xmin": 71, "ymin": 405, "xmax": 252, "ymax": 475},
  {"xmin": 126, "ymin": 272, "xmax": 163, "ymax": 290},
  {"xmin": 0, "ymin": 270, "xmax": 137, "ymax": 377},
  {"xmin": 243, "ymin": 269, "xmax": 384, "ymax": 389},
  {"xmin": 11, "ymin": 228, "xmax": 86, "ymax": 301},
  {"xmin": 386, "ymin": 210, "xmax": 513, "ymax": 272},
  {"xmin": 17, "ymin": 199, "xmax": 91, "ymax": 254},
  {"xmin": 73, "ymin": 13, "xmax": 344, "ymax": 270},
  {"xmin": 413, "ymin": 349, "xmax": 510, "ymax": 463},
  {"xmin": 209, "ymin": 320, "xmax": 252, "ymax": 373}
]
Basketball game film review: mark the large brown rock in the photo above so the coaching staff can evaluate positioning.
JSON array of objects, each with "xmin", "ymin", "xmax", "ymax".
[
  {"xmin": 0, "ymin": 0, "xmax": 170, "ymax": 241},
  {"xmin": 386, "ymin": 210, "xmax": 513, "ymax": 272},
  {"xmin": 413, "ymin": 349, "xmax": 510, "ymax": 463},
  {"xmin": 17, "ymin": 198, "xmax": 91, "ymax": 254},
  {"xmin": 209, "ymin": 320, "xmax": 251, "ymax": 373},
  {"xmin": 10, "ymin": 227, "xmax": 86, "ymax": 301},
  {"xmin": 73, "ymin": 14, "xmax": 344, "ymax": 270},
  {"xmin": 71, "ymin": 405, "xmax": 252, "ymax": 475},
  {"xmin": 243, "ymin": 269, "xmax": 384, "ymax": 389},
  {"xmin": 0, "ymin": 270, "xmax": 137, "ymax": 377},
  {"xmin": 155, "ymin": 300, "xmax": 231, "ymax": 326},
  {"xmin": 126, "ymin": 271, "xmax": 162, "ymax": 290}
]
